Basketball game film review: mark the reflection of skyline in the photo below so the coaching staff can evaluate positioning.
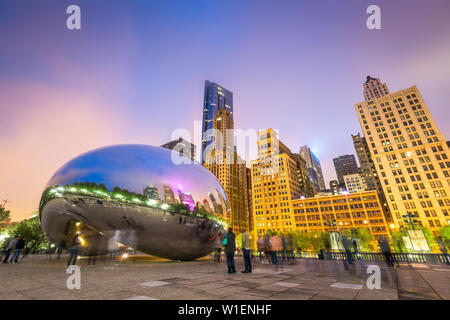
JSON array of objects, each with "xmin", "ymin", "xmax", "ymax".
[{"xmin": 45, "ymin": 145, "xmax": 229, "ymax": 214}]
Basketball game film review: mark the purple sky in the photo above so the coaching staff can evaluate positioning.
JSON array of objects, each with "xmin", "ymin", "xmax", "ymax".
[{"xmin": 1, "ymin": 0, "xmax": 450, "ymax": 221}]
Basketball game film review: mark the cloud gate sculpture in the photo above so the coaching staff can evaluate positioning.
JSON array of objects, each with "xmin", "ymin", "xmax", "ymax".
[{"xmin": 39, "ymin": 145, "xmax": 229, "ymax": 260}]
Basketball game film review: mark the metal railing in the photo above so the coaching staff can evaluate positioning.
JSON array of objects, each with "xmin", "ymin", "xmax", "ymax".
[{"xmin": 293, "ymin": 250, "xmax": 450, "ymax": 264}]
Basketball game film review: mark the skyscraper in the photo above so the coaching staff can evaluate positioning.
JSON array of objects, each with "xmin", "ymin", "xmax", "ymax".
[
  {"xmin": 204, "ymin": 108, "xmax": 249, "ymax": 231},
  {"xmin": 355, "ymin": 78, "xmax": 450, "ymax": 230},
  {"xmin": 201, "ymin": 80, "xmax": 233, "ymax": 163},
  {"xmin": 352, "ymin": 133, "xmax": 384, "ymax": 195},
  {"xmin": 363, "ymin": 75, "xmax": 390, "ymax": 101},
  {"xmin": 299, "ymin": 146, "xmax": 326, "ymax": 191},
  {"xmin": 343, "ymin": 173, "xmax": 367, "ymax": 194},
  {"xmin": 333, "ymin": 155, "xmax": 358, "ymax": 185},
  {"xmin": 251, "ymin": 129, "xmax": 301, "ymax": 236}
]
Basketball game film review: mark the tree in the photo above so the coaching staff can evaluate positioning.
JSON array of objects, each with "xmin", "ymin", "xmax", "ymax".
[
  {"xmin": 421, "ymin": 227, "xmax": 438, "ymax": 252},
  {"xmin": 438, "ymin": 225, "xmax": 450, "ymax": 248},
  {"xmin": 7, "ymin": 216, "xmax": 48, "ymax": 250},
  {"xmin": 391, "ymin": 230, "xmax": 407, "ymax": 253},
  {"xmin": 0, "ymin": 206, "xmax": 10, "ymax": 225}
]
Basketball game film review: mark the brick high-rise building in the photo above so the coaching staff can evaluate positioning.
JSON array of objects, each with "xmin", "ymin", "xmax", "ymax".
[
  {"xmin": 251, "ymin": 129, "xmax": 300, "ymax": 236},
  {"xmin": 355, "ymin": 78, "xmax": 450, "ymax": 230}
]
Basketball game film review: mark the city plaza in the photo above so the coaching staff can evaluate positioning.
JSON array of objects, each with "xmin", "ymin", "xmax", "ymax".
[{"xmin": 0, "ymin": 253, "xmax": 449, "ymax": 300}]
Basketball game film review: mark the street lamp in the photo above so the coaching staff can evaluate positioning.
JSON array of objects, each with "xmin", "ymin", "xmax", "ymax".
[{"xmin": 401, "ymin": 212, "xmax": 419, "ymax": 230}]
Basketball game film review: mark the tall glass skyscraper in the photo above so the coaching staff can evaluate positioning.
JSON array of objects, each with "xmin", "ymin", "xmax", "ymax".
[{"xmin": 201, "ymin": 80, "xmax": 233, "ymax": 163}]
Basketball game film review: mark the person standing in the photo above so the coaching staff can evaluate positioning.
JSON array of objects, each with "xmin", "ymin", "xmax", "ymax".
[
  {"xmin": 286, "ymin": 235, "xmax": 295, "ymax": 262},
  {"xmin": 380, "ymin": 237, "xmax": 393, "ymax": 267},
  {"xmin": 3, "ymin": 236, "xmax": 18, "ymax": 264},
  {"xmin": 437, "ymin": 237, "xmax": 450, "ymax": 265},
  {"xmin": 342, "ymin": 235, "xmax": 354, "ymax": 266},
  {"xmin": 256, "ymin": 236, "xmax": 264, "ymax": 263},
  {"xmin": 67, "ymin": 233, "xmax": 81, "ymax": 267},
  {"xmin": 240, "ymin": 228, "xmax": 252, "ymax": 273},
  {"xmin": 263, "ymin": 233, "xmax": 272, "ymax": 264},
  {"xmin": 223, "ymin": 227, "xmax": 236, "ymax": 274},
  {"xmin": 10, "ymin": 236, "xmax": 25, "ymax": 264},
  {"xmin": 213, "ymin": 235, "xmax": 222, "ymax": 264},
  {"xmin": 270, "ymin": 232, "xmax": 282, "ymax": 269}
]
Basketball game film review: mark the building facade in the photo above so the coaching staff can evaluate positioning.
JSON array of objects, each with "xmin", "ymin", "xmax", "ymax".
[
  {"xmin": 292, "ymin": 190, "xmax": 390, "ymax": 241},
  {"xmin": 252, "ymin": 129, "xmax": 300, "ymax": 236},
  {"xmin": 299, "ymin": 146, "xmax": 326, "ymax": 191},
  {"xmin": 363, "ymin": 75, "xmax": 390, "ymax": 101},
  {"xmin": 355, "ymin": 80, "xmax": 450, "ymax": 230},
  {"xmin": 333, "ymin": 154, "xmax": 359, "ymax": 185},
  {"xmin": 330, "ymin": 180, "xmax": 346, "ymax": 195},
  {"xmin": 344, "ymin": 173, "xmax": 367, "ymax": 194},
  {"xmin": 204, "ymin": 108, "xmax": 249, "ymax": 231},
  {"xmin": 201, "ymin": 81, "xmax": 233, "ymax": 163},
  {"xmin": 352, "ymin": 133, "xmax": 384, "ymax": 195}
]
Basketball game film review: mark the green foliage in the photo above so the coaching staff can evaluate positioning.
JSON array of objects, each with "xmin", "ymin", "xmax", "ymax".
[
  {"xmin": 348, "ymin": 228, "xmax": 373, "ymax": 251},
  {"xmin": 421, "ymin": 227, "xmax": 438, "ymax": 252},
  {"xmin": 391, "ymin": 230, "xmax": 407, "ymax": 253},
  {"xmin": 292, "ymin": 230, "xmax": 328, "ymax": 251},
  {"xmin": 438, "ymin": 225, "xmax": 450, "ymax": 248},
  {"xmin": 0, "ymin": 206, "xmax": 11, "ymax": 233},
  {"xmin": 4, "ymin": 216, "xmax": 48, "ymax": 250}
]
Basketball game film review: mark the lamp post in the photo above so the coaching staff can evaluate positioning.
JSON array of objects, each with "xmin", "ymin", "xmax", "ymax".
[{"xmin": 401, "ymin": 212, "xmax": 419, "ymax": 230}]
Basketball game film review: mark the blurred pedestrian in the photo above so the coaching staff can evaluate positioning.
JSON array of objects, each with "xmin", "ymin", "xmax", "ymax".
[
  {"xmin": 3, "ymin": 235, "xmax": 18, "ymax": 264},
  {"xmin": 437, "ymin": 237, "xmax": 450, "ymax": 265},
  {"xmin": 10, "ymin": 235, "xmax": 25, "ymax": 264},
  {"xmin": 379, "ymin": 237, "xmax": 393, "ymax": 267},
  {"xmin": 223, "ymin": 227, "xmax": 236, "ymax": 274},
  {"xmin": 342, "ymin": 235, "xmax": 353, "ymax": 268},
  {"xmin": 240, "ymin": 228, "xmax": 252, "ymax": 273},
  {"xmin": 87, "ymin": 245, "xmax": 98, "ymax": 268},
  {"xmin": 281, "ymin": 235, "xmax": 287, "ymax": 263},
  {"xmin": 214, "ymin": 235, "xmax": 223, "ymax": 264},
  {"xmin": 287, "ymin": 235, "xmax": 296, "ymax": 262},
  {"xmin": 270, "ymin": 232, "xmax": 282, "ymax": 269},
  {"xmin": 263, "ymin": 233, "xmax": 272, "ymax": 264},
  {"xmin": 67, "ymin": 233, "xmax": 81, "ymax": 267},
  {"xmin": 256, "ymin": 236, "xmax": 264, "ymax": 263}
]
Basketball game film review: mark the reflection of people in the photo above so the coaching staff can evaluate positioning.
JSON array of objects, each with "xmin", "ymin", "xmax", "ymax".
[
  {"xmin": 223, "ymin": 227, "xmax": 236, "ymax": 274},
  {"xmin": 437, "ymin": 237, "xmax": 450, "ymax": 265},
  {"xmin": 67, "ymin": 234, "xmax": 81, "ymax": 267},
  {"xmin": 240, "ymin": 228, "xmax": 252, "ymax": 273}
]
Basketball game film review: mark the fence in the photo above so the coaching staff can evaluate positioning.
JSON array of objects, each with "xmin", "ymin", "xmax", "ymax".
[{"xmin": 293, "ymin": 250, "xmax": 450, "ymax": 264}]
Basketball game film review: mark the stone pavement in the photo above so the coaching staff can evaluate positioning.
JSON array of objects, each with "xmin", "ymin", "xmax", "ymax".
[{"xmin": 0, "ymin": 254, "xmax": 449, "ymax": 300}]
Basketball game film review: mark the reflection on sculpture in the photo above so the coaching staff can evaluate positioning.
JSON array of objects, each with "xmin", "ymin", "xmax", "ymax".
[{"xmin": 39, "ymin": 144, "xmax": 229, "ymax": 260}]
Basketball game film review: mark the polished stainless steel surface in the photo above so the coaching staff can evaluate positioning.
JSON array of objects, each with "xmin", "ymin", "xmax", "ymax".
[{"xmin": 39, "ymin": 144, "xmax": 228, "ymax": 260}]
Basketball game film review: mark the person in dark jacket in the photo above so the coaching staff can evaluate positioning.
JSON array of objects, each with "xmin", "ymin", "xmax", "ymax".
[
  {"xmin": 10, "ymin": 236, "xmax": 25, "ymax": 264},
  {"xmin": 223, "ymin": 227, "xmax": 236, "ymax": 274},
  {"xmin": 67, "ymin": 233, "xmax": 81, "ymax": 267},
  {"xmin": 2, "ymin": 236, "xmax": 18, "ymax": 263}
]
